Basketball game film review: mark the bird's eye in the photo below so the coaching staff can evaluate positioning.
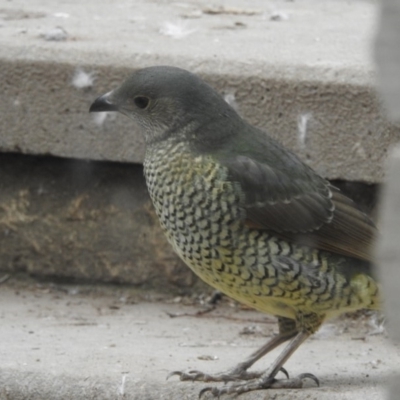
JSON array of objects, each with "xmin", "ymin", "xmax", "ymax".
[{"xmin": 133, "ymin": 96, "xmax": 150, "ymax": 109}]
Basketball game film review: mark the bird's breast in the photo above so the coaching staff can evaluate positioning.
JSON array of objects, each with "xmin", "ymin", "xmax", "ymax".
[{"xmin": 144, "ymin": 142, "xmax": 244, "ymax": 250}]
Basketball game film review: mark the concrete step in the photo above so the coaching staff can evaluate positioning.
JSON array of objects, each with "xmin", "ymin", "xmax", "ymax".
[{"xmin": 1, "ymin": 0, "xmax": 398, "ymax": 182}]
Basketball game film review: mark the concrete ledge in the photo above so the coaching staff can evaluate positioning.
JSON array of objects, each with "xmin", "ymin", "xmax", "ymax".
[
  {"xmin": 1, "ymin": 0, "xmax": 399, "ymax": 182},
  {"xmin": 0, "ymin": 153, "xmax": 199, "ymax": 290}
]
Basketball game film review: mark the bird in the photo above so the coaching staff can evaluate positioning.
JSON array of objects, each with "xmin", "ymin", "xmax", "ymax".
[{"xmin": 89, "ymin": 66, "xmax": 380, "ymax": 397}]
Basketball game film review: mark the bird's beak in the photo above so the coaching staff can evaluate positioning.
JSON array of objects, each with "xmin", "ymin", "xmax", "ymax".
[{"xmin": 89, "ymin": 91, "xmax": 119, "ymax": 113}]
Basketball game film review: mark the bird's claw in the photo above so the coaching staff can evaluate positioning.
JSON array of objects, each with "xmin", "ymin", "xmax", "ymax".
[
  {"xmin": 166, "ymin": 371, "xmax": 181, "ymax": 381},
  {"xmin": 279, "ymin": 366, "xmax": 290, "ymax": 379},
  {"xmin": 298, "ymin": 372, "xmax": 320, "ymax": 387},
  {"xmin": 167, "ymin": 370, "xmax": 208, "ymax": 381},
  {"xmin": 199, "ymin": 386, "xmax": 215, "ymax": 399}
]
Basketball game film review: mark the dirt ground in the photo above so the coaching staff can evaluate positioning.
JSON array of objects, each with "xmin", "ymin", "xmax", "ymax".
[{"xmin": 0, "ymin": 276, "xmax": 398, "ymax": 400}]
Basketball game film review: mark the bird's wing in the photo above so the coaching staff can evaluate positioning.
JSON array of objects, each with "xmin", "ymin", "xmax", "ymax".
[{"xmin": 217, "ymin": 133, "xmax": 376, "ymax": 262}]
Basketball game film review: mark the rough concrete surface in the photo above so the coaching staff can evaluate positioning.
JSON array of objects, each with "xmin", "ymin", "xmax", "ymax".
[
  {"xmin": 0, "ymin": 153, "xmax": 199, "ymax": 291},
  {"xmin": 0, "ymin": 278, "xmax": 397, "ymax": 400},
  {"xmin": 0, "ymin": 0, "xmax": 399, "ymax": 182}
]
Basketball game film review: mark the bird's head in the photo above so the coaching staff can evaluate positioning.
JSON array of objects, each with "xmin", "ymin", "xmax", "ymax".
[{"xmin": 89, "ymin": 66, "xmax": 240, "ymax": 146}]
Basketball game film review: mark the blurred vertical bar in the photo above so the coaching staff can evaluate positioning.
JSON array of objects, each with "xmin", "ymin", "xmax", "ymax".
[
  {"xmin": 375, "ymin": 0, "xmax": 400, "ymax": 398},
  {"xmin": 375, "ymin": 0, "xmax": 400, "ymax": 123},
  {"xmin": 375, "ymin": 147, "xmax": 400, "ymax": 399}
]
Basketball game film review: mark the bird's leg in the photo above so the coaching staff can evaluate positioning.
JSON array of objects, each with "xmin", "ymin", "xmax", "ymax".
[
  {"xmin": 199, "ymin": 330, "xmax": 319, "ymax": 397},
  {"xmin": 199, "ymin": 313, "xmax": 324, "ymax": 397},
  {"xmin": 168, "ymin": 317, "xmax": 298, "ymax": 383}
]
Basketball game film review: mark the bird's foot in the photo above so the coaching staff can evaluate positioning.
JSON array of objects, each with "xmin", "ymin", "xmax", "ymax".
[
  {"xmin": 198, "ymin": 373, "xmax": 319, "ymax": 398},
  {"xmin": 167, "ymin": 367, "xmax": 263, "ymax": 383},
  {"xmin": 167, "ymin": 366, "xmax": 289, "ymax": 384}
]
